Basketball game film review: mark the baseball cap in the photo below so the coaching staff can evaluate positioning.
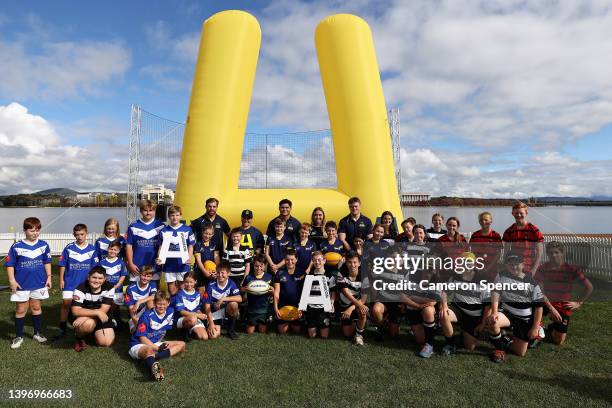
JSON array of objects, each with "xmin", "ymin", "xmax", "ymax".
[
  {"xmin": 241, "ymin": 209, "xmax": 253, "ymax": 219},
  {"xmin": 505, "ymin": 253, "xmax": 524, "ymax": 264}
]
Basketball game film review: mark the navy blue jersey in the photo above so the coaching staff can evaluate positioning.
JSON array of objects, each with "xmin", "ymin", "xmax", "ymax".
[
  {"xmin": 338, "ymin": 214, "xmax": 373, "ymax": 249},
  {"xmin": 274, "ymin": 269, "xmax": 305, "ymax": 308},
  {"xmin": 243, "ymin": 273, "xmax": 273, "ymax": 312},
  {"xmin": 308, "ymin": 226, "xmax": 326, "ymax": 247},
  {"xmin": 294, "ymin": 239, "xmax": 316, "ymax": 273},
  {"xmin": 58, "ymin": 242, "xmax": 98, "ymax": 291},
  {"xmin": 98, "ymin": 257, "xmax": 128, "ymax": 292},
  {"xmin": 94, "ymin": 235, "xmax": 126, "ymax": 261},
  {"xmin": 190, "ymin": 214, "xmax": 230, "ymax": 250},
  {"xmin": 5, "ymin": 240, "xmax": 52, "ymax": 290},
  {"xmin": 266, "ymin": 216, "xmax": 301, "ymax": 242},
  {"xmin": 319, "ymin": 238, "xmax": 345, "ymax": 256},
  {"xmin": 194, "ymin": 241, "xmax": 217, "ymax": 262},
  {"xmin": 129, "ymin": 307, "xmax": 174, "ymax": 347},
  {"xmin": 266, "ymin": 234, "xmax": 293, "ymax": 264},
  {"xmin": 237, "ymin": 225, "xmax": 265, "ymax": 256},
  {"xmin": 126, "ymin": 219, "xmax": 165, "ymax": 269},
  {"xmin": 158, "ymin": 224, "xmax": 195, "ymax": 273}
]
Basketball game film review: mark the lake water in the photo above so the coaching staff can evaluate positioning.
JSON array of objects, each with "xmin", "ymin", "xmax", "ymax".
[{"xmin": 0, "ymin": 206, "xmax": 610, "ymax": 235}]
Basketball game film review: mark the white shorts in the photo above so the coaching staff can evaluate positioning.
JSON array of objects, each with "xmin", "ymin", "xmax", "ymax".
[
  {"xmin": 211, "ymin": 308, "xmax": 226, "ymax": 321},
  {"xmin": 129, "ymin": 341, "xmax": 163, "ymax": 360},
  {"xmin": 164, "ymin": 272, "xmax": 186, "ymax": 283},
  {"xmin": 11, "ymin": 288, "xmax": 49, "ymax": 302},
  {"xmin": 176, "ymin": 317, "xmax": 206, "ymax": 332},
  {"xmin": 62, "ymin": 290, "xmax": 74, "ymax": 300},
  {"xmin": 114, "ymin": 292, "xmax": 124, "ymax": 306}
]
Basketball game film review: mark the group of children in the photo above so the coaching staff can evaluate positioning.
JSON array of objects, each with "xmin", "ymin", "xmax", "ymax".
[{"xmin": 4, "ymin": 198, "xmax": 593, "ymax": 381}]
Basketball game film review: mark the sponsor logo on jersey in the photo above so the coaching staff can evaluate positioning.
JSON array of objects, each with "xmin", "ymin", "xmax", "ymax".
[
  {"xmin": 67, "ymin": 249, "xmax": 95, "ymax": 263},
  {"xmin": 15, "ymin": 246, "xmax": 48, "ymax": 259}
]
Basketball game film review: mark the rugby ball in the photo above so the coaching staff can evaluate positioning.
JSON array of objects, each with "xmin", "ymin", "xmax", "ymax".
[
  {"xmin": 246, "ymin": 279, "xmax": 271, "ymax": 295},
  {"xmin": 324, "ymin": 252, "xmax": 342, "ymax": 266},
  {"xmin": 203, "ymin": 260, "xmax": 217, "ymax": 271},
  {"xmin": 278, "ymin": 305, "xmax": 300, "ymax": 321}
]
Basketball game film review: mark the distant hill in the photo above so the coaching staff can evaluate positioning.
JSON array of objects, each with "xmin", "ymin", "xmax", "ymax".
[
  {"xmin": 535, "ymin": 196, "xmax": 612, "ymax": 202},
  {"xmin": 34, "ymin": 188, "xmax": 78, "ymax": 196}
]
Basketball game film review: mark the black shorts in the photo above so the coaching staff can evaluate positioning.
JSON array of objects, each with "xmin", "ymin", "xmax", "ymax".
[
  {"xmin": 306, "ymin": 307, "xmax": 331, "ymax": 329},
  {"xmin": 69, "ymin": 313, "xmax": 115, "ymax": 332},
  {"xmin": 404, "ymin": 307, "xmax": 423, "ymax": 326},
  {"xmin": 195, "ymin": 270, "xmax": 213, "ymax": 290},
  {"xmin": 449, "ymin": 305, "xmax": 482, "ymax": 337},
  {"xmin": 339, "ymin": 306, "xmax": 359, "ymax": 326},
  {"xmin": 545, "ymin": 305, "xmax": 571, "ymax": 334},
  {"xmin": 501, "ymin": 311, "xmax": 532, "ymax": 342},
  {"xmin": 382, "ymin": 302, "xmax": 402, "ymax": 324},
  {"xmin": 246, "ymin": 308, "xmax": 271, "ymax": 326}
]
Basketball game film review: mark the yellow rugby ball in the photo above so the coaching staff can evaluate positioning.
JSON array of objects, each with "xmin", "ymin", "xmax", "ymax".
[
  {"xmin": 278, "ymin": 305, "xmax": 300, "ymax": 321},
  {"xmin": 203, "ymin": 260, "xmax": 217, "ymax": 271},
  {"xmin": 324, "ymin": 251, "xmax": 342, "ymax": 266}
]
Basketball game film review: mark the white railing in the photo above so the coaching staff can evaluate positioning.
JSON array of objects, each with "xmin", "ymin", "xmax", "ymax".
[
  {"xmin": 0, "ymin": 233, "xmax": 100, "ymax": 257},
  {"xmin": 2, "ymin": 232, "xmax": 611, "ymax": 278}
]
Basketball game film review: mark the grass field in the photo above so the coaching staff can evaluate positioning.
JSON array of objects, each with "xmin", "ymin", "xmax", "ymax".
[{"xmin": 0, "ymin": 260, "xmax": 611, "ymax": 408}]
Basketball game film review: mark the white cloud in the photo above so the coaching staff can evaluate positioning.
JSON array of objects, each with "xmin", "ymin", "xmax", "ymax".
[
  {"xmin": 0, "ymin": 103, "xmax": 128, "ymax": 194},
  {"xmin": 0, "ymin": 38, "xmax": 131, "ymax": 100}
]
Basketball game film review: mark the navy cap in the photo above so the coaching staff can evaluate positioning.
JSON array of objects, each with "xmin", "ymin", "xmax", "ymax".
[{"xmin": 241, "ymin": 209, "xmax": 253, "ymax": 219}]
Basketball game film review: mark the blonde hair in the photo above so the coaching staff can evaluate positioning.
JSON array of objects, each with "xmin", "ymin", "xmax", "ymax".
[
  {"xmin": 167, "ymin": 205, "xmax": 182, "ymax": 216},
  {"xmin": 478, "ymin": 212, "xmax": 492, "ymax": 222},
  {"xmin": 103, "ymin": 218, "xmax": 121, "ymax": 237},
  {"xmin": 139, "ymin": 199, "xmax": 157, "ymax": 211}
]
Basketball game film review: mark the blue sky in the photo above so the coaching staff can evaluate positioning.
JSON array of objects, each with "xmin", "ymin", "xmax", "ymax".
[{"xmin": 1, "ymin": 0, "xmax": 612, "ymax": 197}]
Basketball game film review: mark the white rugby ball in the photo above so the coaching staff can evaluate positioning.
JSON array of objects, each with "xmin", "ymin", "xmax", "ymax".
[{"xmin": 246, "ymin": 279, "xmax": 271, "ymax": 295}]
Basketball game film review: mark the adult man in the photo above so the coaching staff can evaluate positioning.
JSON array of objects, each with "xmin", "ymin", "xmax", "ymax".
[
  {"xmin": 190, "ymin": 197, "xmax": 230, "ymax": 250},
  {"xmin": 265, "ymin": 199, "xmax": 301, "ymax": 241},
  {"xmin": 338, "ymin": 197, "xmax": 372, "ymax": 250},
  {"xmin": 237, "ymin": 209, "xmax": 265, "ymax": 256}
]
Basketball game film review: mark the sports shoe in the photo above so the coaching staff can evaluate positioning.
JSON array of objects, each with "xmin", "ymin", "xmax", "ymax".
[
  {"xmin": 490, "ymin": 349, "xmax": 505, "ymax": 363},
  {"xmin": 32, "ymin": 333, "xmax": 47, "ymax": 343},
  {"xmin": 228, "ymin": 330, "xmax": 240, "ymax": 340},
  {"xmin": 151, "ymin": 361, "xmax": 164, "ymax": 382},
  {"xmin": 52, "ymin": 331, "xmax": 66, "ymax": 341},
  {"xmin": 441, "ymin": 344, "xmax": 456, "ymax": 356},
  {"xmin": 374, "ymin": 327, "xmax": 384, "ymax": 342},
  {"xmin": 419, "ymin": 343, "xmax": 434, "ymax": 358},
  {"xmin": 11, "ymin": 337, "xmax": 24, "ymax": 349},
  {"xmin": 354, "ymin": 333, "xmax": 364, "ymax": 346},
  {"xmin": 73, "ymin": 339, "xmax": 88, "ymax": 352}
]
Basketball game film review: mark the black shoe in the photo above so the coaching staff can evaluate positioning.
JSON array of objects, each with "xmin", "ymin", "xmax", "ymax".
[
  {"xmin": 183, "ymin": 331, "xmax": 192, "ymax": 343},
  {"xmin": 52, "ymin": 331, "xmax": 66, "ymax": 341},
  {"xmin": 228, "ymin": 331, "xmax": 240, "ymax": 340},
  {"xmin": 374, "ymin": 327, "xmax": 384, "ymax": 342}
]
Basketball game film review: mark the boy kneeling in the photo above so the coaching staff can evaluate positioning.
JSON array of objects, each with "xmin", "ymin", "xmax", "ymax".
[
  {"xmin": 204, "ymin": 261, "xmax": 242, "ymax": 340},
  {"xmin": 70, "ymin": 266, "xmax": 116, "ymax": 351},
  {"xmin": 487, "ymin": 254, "xmax": 544, "ymax": 362},
  {"xmin": 128, "ymin": 291, "xmax": 185, "ymax": 381}
]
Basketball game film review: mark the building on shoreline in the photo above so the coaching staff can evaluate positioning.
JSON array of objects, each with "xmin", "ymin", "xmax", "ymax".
[{"xmin": 400, "ymin": 192, "xmax": 431, "ymax": 204}]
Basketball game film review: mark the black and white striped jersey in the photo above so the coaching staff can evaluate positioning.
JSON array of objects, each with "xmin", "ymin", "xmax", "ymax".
[
  {"xmin": 337, "ymin": 271, "xmax": 366, "ymax": 308},
  {"xmin": 448, "ymin": 276, "xmax": 490, "ymax": 317},
  {"xmin": 494, "ymin": 272, "xmax": 544, "ymax": 319},
  {"xmin": 72, "ymin": 281, "xmax": 114, "ymax": 310},
  {"xmin": 222, "ymin": 245, "xmax": 253, "ymax": 277}
]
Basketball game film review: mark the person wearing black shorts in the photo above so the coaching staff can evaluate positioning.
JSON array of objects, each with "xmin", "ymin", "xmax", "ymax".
[{"xmin": 70, "ymin": 266, "xmax": 116, "ymax": 352}]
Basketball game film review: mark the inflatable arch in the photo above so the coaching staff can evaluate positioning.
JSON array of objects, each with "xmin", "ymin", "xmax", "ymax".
[{"xmin": 175, "ymin": 10, "xmax": 402, "ymax": 231}]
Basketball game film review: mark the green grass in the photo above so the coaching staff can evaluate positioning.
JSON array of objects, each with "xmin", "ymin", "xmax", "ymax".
[{"xmin": 0, "ymin": 261, "xmax": 611, "ymax": 408}]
